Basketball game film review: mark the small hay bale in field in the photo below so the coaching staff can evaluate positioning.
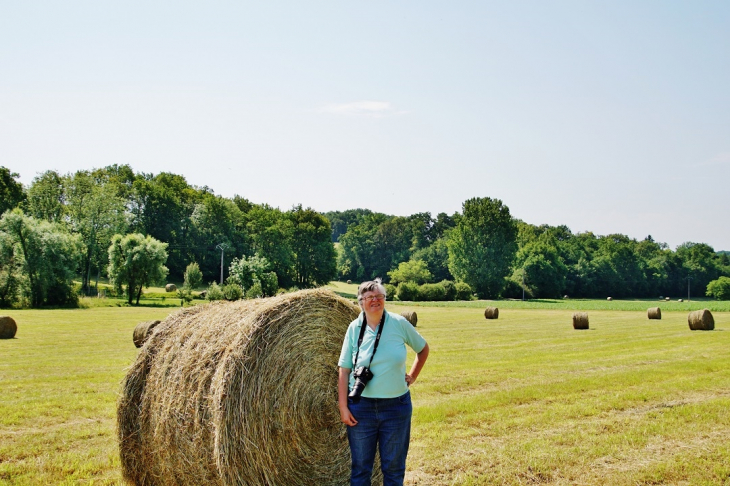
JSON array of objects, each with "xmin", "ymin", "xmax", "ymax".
[
  {"xmin": 484, "ymin": 307, "xmax": 499, "ymax": 319},
  {"xmin": 607, "ymin": 297, "xmax": 612, "ymax": 301},
  {"xmin": 659, "ymin": 296, "xmax": 664, "ymax": 300},
  {"xmin": 0, "ymin": 316, "xmax": 17, "ymax": 339},
  {"xmin": 346, "ymin": 279, "xmax": 352, "ymax": 284},
  {"xmin": 688, "ymin": 309, "xmax": 714, "ymax": 331},
  {"xmin": 665, "ymin": 297, "xmax": 671, "ymax": 301},
  {"xmin": 563, "ymin": 295, "xmax": 569, "ymax": 299},
  {"xmin": 117, "ymin": 289, "xmax": 381, "ymax": 486},
  {"xmin": 647, "ymin": 307, "xmax": 662, "ymax": 320},
  {"xmin": 678, "ymin": 298, "xmax": 683, "ymax": 302},
  {"xmin": 573, "ymin": 312, "xmax": 589, "ymax": 330},
  {"xmin": 400, "ymin": 311, "xmax": 418, "ymax": 327},
  {"xmin": 165, "ymin": 283, "xmax": 177, "ymax": 292},
  {"xmin": 132, "ymin": 320, "xmax": 161, "ymax": 348}
]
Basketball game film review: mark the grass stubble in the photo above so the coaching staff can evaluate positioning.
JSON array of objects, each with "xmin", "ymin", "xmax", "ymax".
[{"xmin": 1, "ymin": 302, "xmax": 729, "ymax": 485}]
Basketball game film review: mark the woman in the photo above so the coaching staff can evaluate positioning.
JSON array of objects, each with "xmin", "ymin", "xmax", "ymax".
[{"xmin": 338, "ymin": 278, "xmax": 430, "ymax": 486}]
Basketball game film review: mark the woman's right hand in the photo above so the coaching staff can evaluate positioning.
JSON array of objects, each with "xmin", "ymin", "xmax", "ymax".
[{"xmin": 340, "ymin": 406, "xmax": 358, "ymax": 426}]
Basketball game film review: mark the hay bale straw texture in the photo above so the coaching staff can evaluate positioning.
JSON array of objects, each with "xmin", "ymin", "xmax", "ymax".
[
  {"xmin": 132, "ymin": 320, "xmax": 161, "ymax": 348},
  {"xmin": 607, "ymin": 297, "xmax": 613, "ymax": 301},
  {"xmin": 484, "ymin": 307, "xmax": 499, "ymax": 320},
  {"xmin": 0, "ymin": 316, "xmax": 17, "ymax": 339},
  {"xmin": 117, "ymin": 289, "xmax": 382, "ymax": 486},
  {"xmin": 647, "ymin": 307, "xmax": 662, "ymax": 320},
  {"xmin": 688, "ymin": 309, "xmax": 715, "ymax": 331},
  {"xmin": 400, "ymin": 311, "xmax": 418, "ymax": 327},
  {"xmin": 573, "ymin": 312, "xmax": 589, "ymax": 330},
  {"xmin": 165, "ymin": 283, "xmax": 177, "ymax": 292}
]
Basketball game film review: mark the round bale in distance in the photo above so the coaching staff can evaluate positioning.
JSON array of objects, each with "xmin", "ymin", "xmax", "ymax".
[
  {"xmin": 400, "ymin": 311, "xmax": 418, "ymax": 327},
  {"xmin": 665, "ymin": 297, "xmax": 671, "ymax": 301},
  {"xmin": 117, "ymin": 289, "xmax": 382, "ymax": 486},
  {"xmin": 484, "ymin": 307, "xmax": 499, "ymax": 319},
  {"xmin": 132, "ymin": 320, "xmax": 161, "ymax": 348},
  {"xmin": 678, "ymin": 298, "xmax": 683, "ymax": 302},
  {"xmin": 688, "ymin": 309, "xmax": 714, "ymax": 331},
  {"xmin": 647, "ymin": 307, "xmax": 662, "ymax": 320},
  {"xmin": 0, "ymin": 316, "xmax": 17, "ymax": 339},
  {"xmin": 607, "ymin": 297, "xmax": 612, "ymax": 301},
  {"xmin": 573, "ymin": 312, "xmax": 589, "ymax": 330},
  {"xmin": 165, "ymin": 283, "xmax": 177, "ymax": 292}
]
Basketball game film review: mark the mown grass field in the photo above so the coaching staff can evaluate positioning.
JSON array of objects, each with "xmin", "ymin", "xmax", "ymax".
[{"xmin": 1, "ymin": 297, "xmax": 729, "ymax": 485}]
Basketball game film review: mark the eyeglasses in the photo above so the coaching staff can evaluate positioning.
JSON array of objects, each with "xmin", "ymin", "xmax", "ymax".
[{"xmin": 361, "ymin": 294, "xmax": 385, "ymax": 303}]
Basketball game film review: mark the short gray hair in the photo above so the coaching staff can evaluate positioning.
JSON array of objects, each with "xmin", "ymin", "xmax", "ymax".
[{"xmin": 357, "ymin": 278, "xmax": 387, "ymax": 305}]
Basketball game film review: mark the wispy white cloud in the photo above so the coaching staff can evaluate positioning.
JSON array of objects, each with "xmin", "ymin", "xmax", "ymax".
[
  {"xmin": 320, "ymin": 101, "xmax": 407, "ymax": 117},
  {"xmin": 696, "ymin": 152, "xmax": 730, "ymax": 168}
]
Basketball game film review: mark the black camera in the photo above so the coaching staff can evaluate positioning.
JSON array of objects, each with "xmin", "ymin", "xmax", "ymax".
[{"xmin": 348, "ymin": 366, "xmax": 374, "ymax": 403}]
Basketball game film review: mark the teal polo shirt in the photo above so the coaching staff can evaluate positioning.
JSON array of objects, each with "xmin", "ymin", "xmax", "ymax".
[{"xmin": 338, "ymin": 311, "xmax": 427, "ymax": 399}]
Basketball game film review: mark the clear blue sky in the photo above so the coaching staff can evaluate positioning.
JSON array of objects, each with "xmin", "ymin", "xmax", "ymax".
[{"xmin": 1, "ymin": 1, "xmax": 728, "ymax": 250}]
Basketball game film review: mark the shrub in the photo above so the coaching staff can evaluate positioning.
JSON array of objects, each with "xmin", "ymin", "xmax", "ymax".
[
  {"xmin": 501, "ymin": 277, "xmax": 525, "ymax": 299},
  {"xmin": 184, "ymin": 262, "xmax": 203, "ymax": 291},
  {"xmin": 245, "ymin": 281, "xmax": 263, "ymax": 299},
  {"xmin": 454, "ymin": 282, "xmax": 473, "ymax": 301},
  {"xmin": 417, "ymin": 283, "xmax": 447, "ymax": 301},
  {"xmin": 440, "ymin": 280, "xmax": 456, "ymax": 301},
  {"xmin": 384, "ymin": 283, "xmax": 397, "ymax": 301},
  {"xmin": 707, "ymin": 276, "xmax": 730, "ymax": 300},
  {"xmin": 222, "ymin": 283, "xmax": 243, "ymax": 301},
  {"xmin": 260, "ymin": 272, "xmax": 278, "ymax": 298},
  {"xmin": 206, "ymin": 282, "xmax": 225, "ymax": 301},
  {"xmin": 396, "ymin": 281, "xmax": 418, "ymax": 301}
]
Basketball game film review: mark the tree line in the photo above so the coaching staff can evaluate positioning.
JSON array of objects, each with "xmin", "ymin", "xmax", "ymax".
[{"xmin": 1, "ymin": 165, "xmax": 729, "ymax": 307}]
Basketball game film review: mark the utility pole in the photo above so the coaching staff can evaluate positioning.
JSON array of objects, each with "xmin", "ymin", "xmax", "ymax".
[
  {"xmin": 687, "ymin": 276, "xmax": 692, "ymax": 302},
  {"xmin": 216, "ymin": 243, "xmax": 229, "ymax": 284}
]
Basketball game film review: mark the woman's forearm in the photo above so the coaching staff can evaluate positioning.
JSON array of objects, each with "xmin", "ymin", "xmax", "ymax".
[{"xmin": 407, "ymin": 343, "xmax": 429, "ymax": 384}]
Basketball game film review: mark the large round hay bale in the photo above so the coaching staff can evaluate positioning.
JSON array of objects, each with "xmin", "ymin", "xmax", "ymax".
[
  {"xmin": 484, "ymin": 307, "xmax": 499, "ymax": 319},
  {"xmin": 665, "ymin": 297, "xmax": 671, "ymax": 301},
  {"xmin": 400, "ymin": 311, "xmax": 418, "ymax": 327},
  {"xmin": 678, "ymin": 298, "xmax": 683, "ymax": 302},
  {"xmin": 0, "ymin": 316, "xmax": 17, "ymax": 339},
  {"xmin": 688, "ymin": 309, "xmax": 714, "ymax": 331},
  {"xmin": 647, "ymin": 307, "xmax": 662, "ymax": 320},
  {"xmin": 117, "ymin": 289, "xmax": 381, "ymax": 486},
  {"xmin": 346, "ymin": 279, "xmax": 352, "ymax": 285},
  {"xmin": 572, "ymin": 312, "xmax": 589, "ymax": 330},
  {"xmin": 165, "ymin": 283, "xmax": 177, "ymax": 293},
  {"xmin": 607, "ymin": 297, "xmax": 612, "ymax": 301},
  {"xmin": 132, "ymin": 320, "xmax": 161, "ymax": 348}
]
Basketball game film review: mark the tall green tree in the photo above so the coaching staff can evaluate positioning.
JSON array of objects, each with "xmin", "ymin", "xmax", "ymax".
[
  {"xmin": 108, "ymin": 233, "xmax": 169, "ymax": 305},
  {"xmin": 0, "ymin": 210, "xmax": 83, "ymax": 307},
  {"xmin": 0, "ymin": 167, "xmax": 26, "ymax": 216},
  {"xmin": 26, "ymin": 170, "xmax": 66, "ymax": 223},
  {"xmin": 447, "ymin": 197, "xmax": 517, "ymax": 298},
  {"xmin": 245, "ymin": 204, "xmax": 295, "ymax": 288},
  {"xmin": 65, "ymin": 170, "xmax": 128, "ymax": 294},
  {"xmin": 289, "ymin": 205, "xmax": 337, "ymax": 287}
]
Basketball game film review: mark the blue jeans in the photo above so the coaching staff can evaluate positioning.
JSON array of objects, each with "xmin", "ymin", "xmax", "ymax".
[{"xmin": 346, "ymin": 391, "xmax": 412, "ymax": 486}]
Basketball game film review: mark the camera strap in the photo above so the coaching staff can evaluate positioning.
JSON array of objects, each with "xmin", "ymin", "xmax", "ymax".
[{"xmin": 354, "ymin": 312, "xmax": 386, "ymax": 369}]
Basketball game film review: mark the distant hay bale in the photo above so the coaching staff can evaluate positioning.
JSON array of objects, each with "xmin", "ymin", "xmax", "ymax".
[
  {"xmin": 665, "ymin": 297, "xmax": 671, "ymax": 301},
  {"xmin": 132, "ymin": 320, "xmax": 161, "ymax": 348},
  {"xmin": 484, "ymin": 307, "xmax": 499, "ymax": 319},
  {"xmin": 688, "ymin": 309, "xmax": 714, "ymax": 331},
  {"xmin": 573, "ymin": 312, "xmax": 589, "ymax": 330},
  {"xmin": 678, "ymin": 299, "xmax": 683, "ymax": 302},
  {"xmin": 165, "ymin": 283, "xmax": 177, "ymax": 292},
  {"xmin": 400, "ymin": 311, "xmax": 418, "ymax": 327},
  {"xmin": 0, "ymin": 316, "xmax": 17, "ymax": 339},
  {"xmin": 117, "ymin": 289, "xmax": 381, "ymax": 486},
  {"xmin": 647, "ymin": 307, "xmax": 662, "ymax": 320},
  {"xmin": 659, "ymin": 296, "xmax": 664, "ymax": 300},
  {"xmin": 346, "ymin": 280, "xmax": 352, "ymax": 284},
  {"xmin": 607, "ymin": 297, "xmax": 612, "ymax": 301},
  {"xmin": 563, "ymin": 295, "xmax": 569, "ymax": 299}
]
